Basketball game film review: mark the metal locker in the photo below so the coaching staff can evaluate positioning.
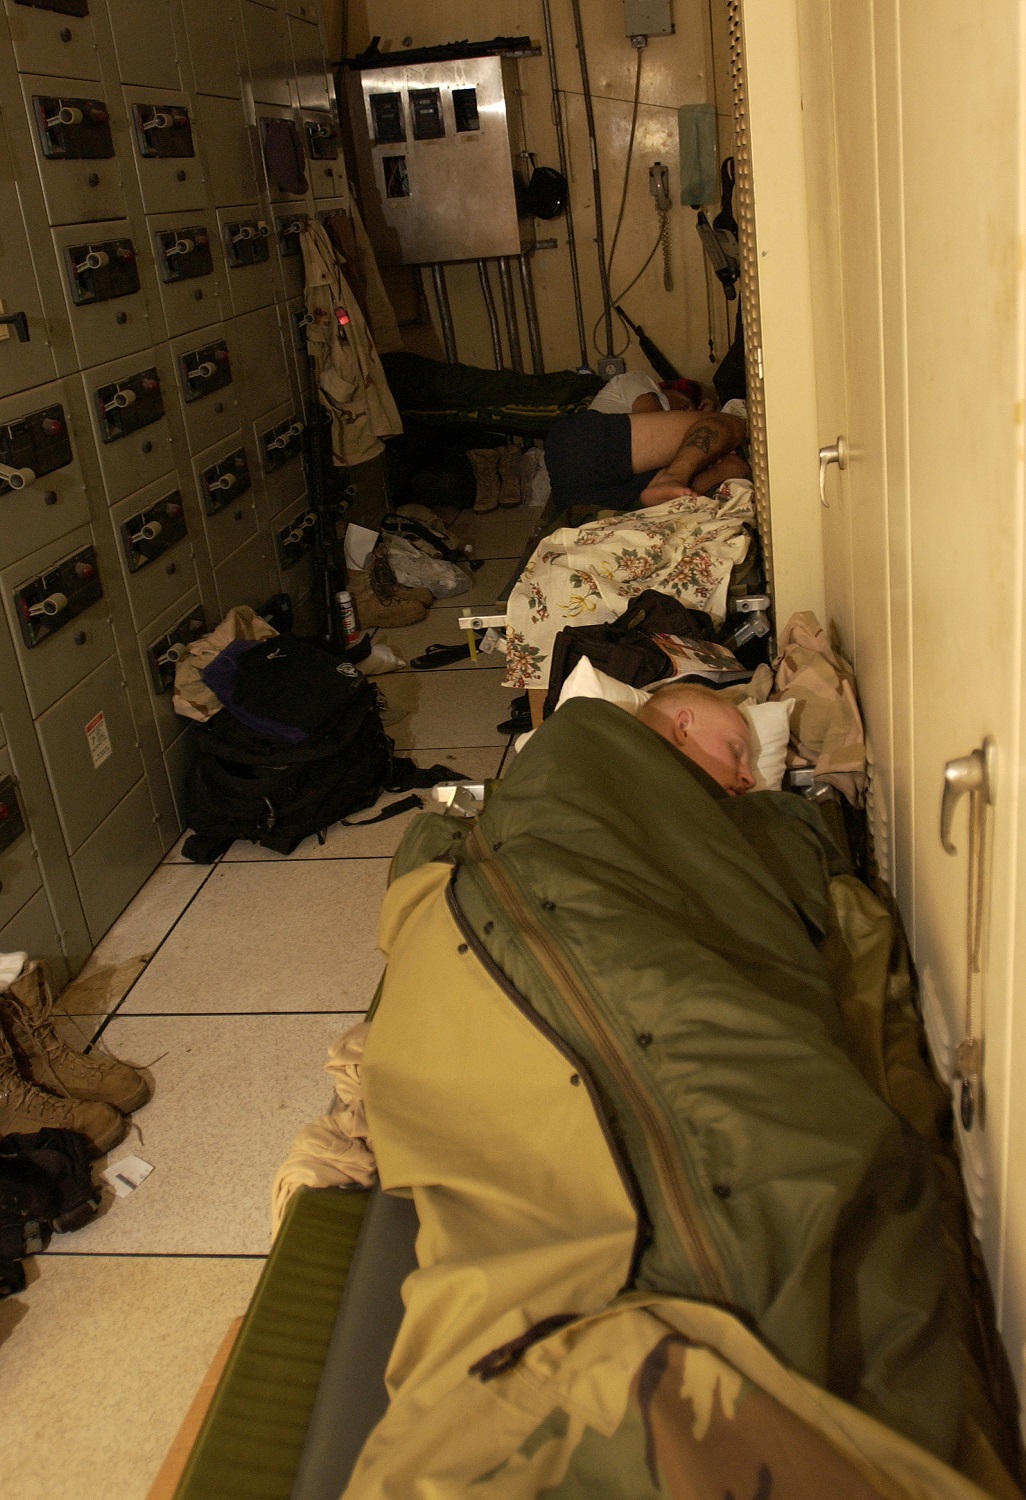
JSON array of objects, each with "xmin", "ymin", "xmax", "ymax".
[
  {"xmin": 272, "ymin": 210, "xmax": 306, "ymax": 298},
  {"xmin": 0, "ymin": 383, "xmax": 90, "ymax": 568},
  {"xmin": 0, "ymin": 748, "xmax": 43, "ymax": 933},
  {"xmin": 105, "ymin": 0, "xmax": 181, "ymax": 90},
  {"xmin": 253, "ymin": 399, "xmax": 305, "ymax": 516},
  {"xmin": 176, "ymin": 0, "xmax": 243, "ymax": 98},
  {"xmin": 49, "ymin": 219, "xmax": 154, "ymax": 368},
  {"xmin": 20, "ymin": 75, "xmax": 126, "ymax": 225},
  {"xmin": 240, "ymin": 0, "xmax": 295, "ymax": 108},
  {"xmin": 214, "ymin": 529, "xmax": 275, "ymax": 616},
  {"xmin": 230, "ymin": 303, "xmax": 293, "ymax": 420},
  {"xmin": 288, "ymin": 15, "xmax": 329, "ymax": 112},
  {"xmin": 169, "ymin": 325, "xmax": 240, "ymax": 453},
  {"xmin": 121, "ymin": 89, "xmax": 206, "ymax": 216},
  {"xmin": 0, "ymin": 887, "xmax": 69, "ymax": 991},
  {"xmin": 199, "ymin": 485, "xmax": 259, "ymax": 568},
  {"xmin": 216, "ymin": 205, "xmax": 278, "ymax": 315},
  {"xmin": 1, "ymin": 525, "xmax": 115, "ymax": 717},
  {"xmin": 3, "ymin": 0, "xmax": 101, "ymax": 82},
  {"xmin": 162, "ymin": 724, "xmax": 194, "ymax": 832},
  {"xmin": 109, "ymin": 476, "xmax": 198, "ymax": 631},
  {"xmin": 35, "ymin": 652, "xmax": 144, "ymax": 854},
  {"xmin": 271, "ymin": 495, "xmax": 317, "ymax": 598},
  {"xmin": 71, "ymin": 775, "xmax": 162, "ymax": 945},
  {"xmin": 145, "ymin": 209, "xmax": 225, "ymax": 339},
  {"xmin": 139, "ymin": 589, "xmax": 207, "ymax": 750},
  {"xmin": 0, "ymin": 108, "xmax": 59, "ymax": 397},
  {"xmin": 190, "ymin": 95, "xmax": 259, "ymax": 204},
  {"xmin": 303, "ymin": 111, "xmax": 343, "ymax": 199},
  {"xmin": 81, "ymin": 348, "xmax": 176, "ymax": 501}
]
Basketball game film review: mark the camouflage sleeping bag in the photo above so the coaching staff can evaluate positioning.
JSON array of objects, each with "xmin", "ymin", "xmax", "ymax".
[{"xmin": 348, "ymin": 700, "xmax": 1022, "ymax": 1500}]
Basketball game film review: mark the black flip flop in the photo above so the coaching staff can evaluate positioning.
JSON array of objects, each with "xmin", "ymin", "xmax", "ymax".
[{"xmin": 410, "ymin": 642, "xmax": 472, "ymax": 669}]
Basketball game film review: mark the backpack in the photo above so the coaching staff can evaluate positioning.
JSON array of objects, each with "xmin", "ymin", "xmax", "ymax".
[
  {"xmin": 181, "ymin": 664, "xmax": 397, "ymax": 860},
  {"xmin": 0, "ymin": 1129, "xmax": 100, "ymax": 1295}
]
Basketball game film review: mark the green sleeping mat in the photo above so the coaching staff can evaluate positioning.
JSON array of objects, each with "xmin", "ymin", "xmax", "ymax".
[{"xmin": 171, "ymin": 1185, "xmax": 417, "ymax": 1500}]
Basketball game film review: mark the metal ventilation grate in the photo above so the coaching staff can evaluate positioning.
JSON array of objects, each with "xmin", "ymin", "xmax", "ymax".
[{"xmin": 726, "ymin": 1, "xmax": 773, "ymax": 601}]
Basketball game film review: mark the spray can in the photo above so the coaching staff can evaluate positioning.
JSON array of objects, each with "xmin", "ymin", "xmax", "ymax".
[{"xmin": 335, "ymin": 588, "xmax": 361, "ymax": 647}]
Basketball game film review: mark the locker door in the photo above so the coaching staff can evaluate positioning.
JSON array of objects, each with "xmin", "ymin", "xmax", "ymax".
[
  {"xmin": 784, "ymin": 0, "xmax": 1026, "ymax": 1405},
  {"xmin": 0, "ymin": 109, "xmax": 57, "ymax": 397}
]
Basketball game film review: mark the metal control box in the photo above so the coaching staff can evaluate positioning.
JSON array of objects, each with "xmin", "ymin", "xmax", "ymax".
[{"xmin": 346, "ymin": 53, "xmax": 529, "ymax": 265}]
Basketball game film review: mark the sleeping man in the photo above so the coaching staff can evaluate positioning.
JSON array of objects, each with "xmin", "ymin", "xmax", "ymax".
[
  {"xmin": 635, "ymin": 680, "xmax": 756, "ymax": 796},
  {"xmin": 545, "ymin": 375, "xmax": 750, "ymax": 513}
]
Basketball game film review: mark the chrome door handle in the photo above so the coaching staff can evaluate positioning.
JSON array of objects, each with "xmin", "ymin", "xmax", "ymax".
[
  {"xmin": 818, "ymin": 435, "xmax": 848, "ymax": 507},
  {"xmin": 941, "ymin": 741, "xmax": 994, "ymax": 854}
]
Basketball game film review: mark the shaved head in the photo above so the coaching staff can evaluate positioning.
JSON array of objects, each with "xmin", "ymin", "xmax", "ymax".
[{"xmin": 637, "ymin": 682, "xmax": 755, "ymax": 795}]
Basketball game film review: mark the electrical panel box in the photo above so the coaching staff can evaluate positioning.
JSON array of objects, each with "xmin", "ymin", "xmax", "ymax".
[
  {"xmin": 199, "ymin": 446, "xmax": 251, "ymax": 514},
  {"xmin": 346, "ymin": 53, "xmax": 530, "ymax": 265},
  {"xmin": 623, "ymin": 0, "xmax": 674, "ymax": 38},
  {"xmin": 154, "ymin": 224, "xmax": 213, "ymax": 282},
  {"xmin": 275, "ymin": 505, "xmax": 316, "ymax": 570},
  {"xmin": 145, "ymin": 603, "xmax": 206, "ymax": 696},
  {"xmin": 94, "ymin": 367, "xmax": 164, "ymax": 442},
  {"xmin": 178, "ymin": 340, "xmax": 232, "ymax": 403},
  {"xmin": 13, "ymin": 542, "xmax": 102, "ymax": 649},
  {"xmin": 0, "ymin": 404, "xmax": 73, "ymax": 492},
  {"xmin": 119, "ymin": 489, "xmax": 188, "ymax": 573}
]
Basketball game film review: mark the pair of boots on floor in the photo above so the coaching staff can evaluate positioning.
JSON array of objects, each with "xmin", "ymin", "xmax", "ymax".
[
  {"xmin": 0, "ymin": 962, "xmax": 151, "ymax": 1157},
  {"xmin": 467, "ymin": 446, "xmax": 524, "ymax": 513}
]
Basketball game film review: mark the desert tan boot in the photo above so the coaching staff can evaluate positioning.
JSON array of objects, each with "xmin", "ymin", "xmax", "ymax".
[
  {"xmin": 467, "ymin": 449, "xmax": 500, "ymax": 512},
  {"xmin": 497, "ymin": 445, "xmax": 523, "ymax": 507},
  {"xmin": 1, "ymin": 962, "xmax": 152, "ymax": 1114},
  {"xmin": 0, "ymin": 1021, "xmax": 125, "ymax": 1157}
]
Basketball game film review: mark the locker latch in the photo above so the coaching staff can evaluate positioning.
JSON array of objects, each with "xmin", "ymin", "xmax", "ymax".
[
  {"xmin": 120, "ymin": 490, "xmax": 187, "ymax": 573},
  {"xmin": 200, "ymin": 449, "xmax": 251, "ymax": 515},
  {"xmin": 179, "ymin": 341, "xmax": 232, "ymax": 403},
  {"xmin": 131, "ymin": 103, "xmax": 195, "ymax": 160},
  {"xmin": 33, "ymin": 95, "xmax": 113, "ymax": 159},
  {"xmin": 0, "ymin": 405, "xmax": 71, "ymax": 495},
  {"xmin": 63, "ymin": 239, "xmax": 140, "ymax": 306},
  {"xmin": 224, "ymin": 220, "xmax": 270, "ymax": 269},
  {"xmin": 153, "ymin": 225, "xmax": 211, "ymax": 285}
]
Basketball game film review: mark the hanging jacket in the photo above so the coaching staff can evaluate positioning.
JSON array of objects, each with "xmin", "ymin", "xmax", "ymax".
[{"xmin": 299, "ymin": 218, "xmax": 403, "ymax": 467}]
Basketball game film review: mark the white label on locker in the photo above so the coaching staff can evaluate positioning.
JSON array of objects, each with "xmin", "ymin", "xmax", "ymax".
[{"xmin": 85, "ymin": 710, "xmax": 112, "ymax": 768}]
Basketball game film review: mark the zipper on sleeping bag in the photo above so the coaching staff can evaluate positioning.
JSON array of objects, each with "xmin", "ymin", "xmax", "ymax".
[{"xmin": 464, "ymin": 823, "xmax": 732, "ymax": 1306}]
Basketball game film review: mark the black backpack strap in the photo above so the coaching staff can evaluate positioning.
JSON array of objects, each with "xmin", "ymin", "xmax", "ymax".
[{"xmin": 340, "ymin": 793, "xmax": 422, "ymax": 827}]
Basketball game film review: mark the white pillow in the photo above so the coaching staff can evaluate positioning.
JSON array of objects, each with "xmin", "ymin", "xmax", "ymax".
[
  {"xmin": 740, "ymin": 699, "xmax": 794, "ymax": 791},
  {"xmin": 555, "ymin": 658, "xmax": 652, "ymax": 715}
]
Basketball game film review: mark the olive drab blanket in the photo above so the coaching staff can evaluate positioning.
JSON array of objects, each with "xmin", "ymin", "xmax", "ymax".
[{"xmin": 350, "ymin": 700, "xmax": 1022, "ymax": 1500}]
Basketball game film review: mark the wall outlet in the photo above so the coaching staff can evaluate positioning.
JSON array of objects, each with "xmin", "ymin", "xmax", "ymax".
[{"xmin": 597, "ymin": 355, "xmax": 626, "ymax": 380}]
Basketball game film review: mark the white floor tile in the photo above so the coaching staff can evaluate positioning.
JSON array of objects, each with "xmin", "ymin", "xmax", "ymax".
[
  {"xmin": 378, "ymin": 670, "xmax": 515, "ymax": 750},
  {"xmin": 221, "ymin": 747, "xmax": 504, "ymax": 861},
  {"xmin": 57, "ymin": 864, "xmax": 212, "ymax": 1017},
  {"xmin": 0, "ymin": 1253, "xmax": 261, "ymax": 1500},
  {"xmin": 452, "ymin": 505, "xmax": 542, "ymax": 560},
  {"xmin": 119, "ymin": 862, "xmax": 388, "ymax": 1015},
  {"xmin": 57, "ymin": 1012, "xmax": 358, "ymax": 1254}
]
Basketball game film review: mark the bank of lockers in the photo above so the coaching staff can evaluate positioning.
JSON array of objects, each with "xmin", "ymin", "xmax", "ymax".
[{"xmin": 0, "ymin": 0, "xmax": 336, "ymax": 976}]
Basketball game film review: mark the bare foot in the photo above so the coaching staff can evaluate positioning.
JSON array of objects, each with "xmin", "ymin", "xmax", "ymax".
[{"xmin": 639, "ymin": 471, "xmax": 697, "ymax": 506}]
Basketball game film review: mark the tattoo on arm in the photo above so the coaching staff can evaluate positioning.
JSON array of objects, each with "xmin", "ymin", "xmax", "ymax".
[{"xmin": 683, "ymin": 423, "xmax": 716, "ymax": 455}]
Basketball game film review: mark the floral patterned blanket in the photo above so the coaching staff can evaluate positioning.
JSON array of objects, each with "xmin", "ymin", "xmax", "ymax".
[{"xmin": 502, "ymin": 480, "xmax": 756, "ymax": 689}]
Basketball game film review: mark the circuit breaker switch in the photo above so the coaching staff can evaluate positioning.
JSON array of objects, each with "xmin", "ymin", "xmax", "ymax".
[
  {"xmin": 28, "ymin": 591, "xmax": 68, "ymax": 617},
  {"xmin": 0, "ymin": 463, "xmax": 36, "ymax": 490},
  {"xmin": 76, "ymin": 249, "xmax": 109, "ymax": 273},
  {"xmin": 165, "ymin": 237, "xmax": 195, "ymax": 257},
  {"xmin": 102, "ymin": 388, "xmax": 136, "ymax": 412},
  {"xmin": 129, "ymin": 521, "xmax": 162, "ymax": 544},
  {"xmin": 142, "ymin": 111, "xmax": 176, "ymax": 131},
  {"xmin": 208, "ymin": 472, "xmax": 237, "ymax": 493}
]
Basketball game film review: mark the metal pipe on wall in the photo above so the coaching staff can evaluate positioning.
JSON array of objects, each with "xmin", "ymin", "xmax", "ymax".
[
  {"xmin": 495, "ymin": 257, "xmax": 524, "ymax": 373},
  {"xmin": 568, "ymin": 0, "xmax": 614, "ymax": 358},
  {"xmin": 539, "ymin": 0, "xmax": 590, "ymax": 370},
  {"xmin": 429, "ymin": 262, "xmax": 458, "ymax": 363},
  {"xmin": 517, "ymin": 255, "xmax": 545, "ymax": 374},
  {"xmin": 477, "ymin": 260, "xmax": 505, "ymax": 370}
]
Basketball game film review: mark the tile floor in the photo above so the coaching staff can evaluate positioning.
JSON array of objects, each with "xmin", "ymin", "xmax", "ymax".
[{"xmin": 0, "ymin": 502, "xmax": 533, "ymax": 1500}]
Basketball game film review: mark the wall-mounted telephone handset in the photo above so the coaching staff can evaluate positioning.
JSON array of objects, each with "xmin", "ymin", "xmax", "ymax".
[
  {"xmin": 649, "ymin": 162, "xmax": 673, "ymax": 290},
  {"xmin": 649, "ymin": 161, "xmax": 671, "ymax": 212}
]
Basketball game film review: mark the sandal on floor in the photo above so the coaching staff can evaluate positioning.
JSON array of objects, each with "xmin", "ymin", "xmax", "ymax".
[{"xmin": 410, "ymin": 642, "xmax": 473, "ymax": 669}]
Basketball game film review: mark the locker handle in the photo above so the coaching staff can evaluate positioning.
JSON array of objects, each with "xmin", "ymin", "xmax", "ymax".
[
  {"xmin": 0, "ymin": 311, "xmax": 30, "ymax": 343},
  {"xmin": 941, "ymin": 742, "xmax": 993, "ymax": 855},
  {"xmin": 0, "ymin": 462, "xmax": 36, "ymax": 490},
  {"xmin": 818, "ymin": 436, "xmax": 848, "ymax": 507}
]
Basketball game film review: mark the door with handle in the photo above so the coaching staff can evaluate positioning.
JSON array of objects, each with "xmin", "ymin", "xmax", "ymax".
[{"xmin": 792, "ymin": 0, "xmax": 1026, "ymax": 1379}]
